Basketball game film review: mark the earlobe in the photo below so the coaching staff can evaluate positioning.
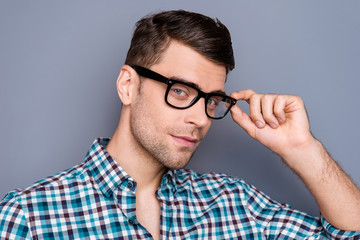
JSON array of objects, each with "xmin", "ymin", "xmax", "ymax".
[{"xmin": 116, "ymin": 65, "xmax": 138, "ymax": 106}]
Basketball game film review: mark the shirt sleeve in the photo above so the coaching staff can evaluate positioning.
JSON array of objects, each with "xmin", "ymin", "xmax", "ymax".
[
  {"xmin": 264, "ymin": 204, "xmax": 360, "ymax": 239},
  {"xmin": 320, "ymin": 216, "xmax": 360, "ymax": 239},
  {"xmin": 237, "ymin": 178, "xmax": 360, "ymax": 239},
  {"xmin": 0, "ymin": 192, "xmax": 32, "ymax": 239}
]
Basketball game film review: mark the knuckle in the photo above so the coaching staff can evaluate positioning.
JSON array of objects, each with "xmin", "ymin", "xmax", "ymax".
[
  {"xmin": 246, "ymin": 89, "xmax": 255, "ymax": 94},
  {"xmin": 290, "ymin": 95, "xmax": 303, "ymax": 105},
  {"xmin": 274, "ymin": 108, "xmax": 283, "ymax": 116},
  {"xmin": 250, "ymin": 112, "xmax": 261, "ymax": 121},
  {"xmin": 261, "ymin": 94, "xmax": 276, "ymax": 103},
  {"xmin": 263, "ymin": 112, "xmax": 275, "ymax": 121},
  {"xmin": 295, "ymin": 95, "xmax": 303, "ymax": 102},
  {"xmin": 251, "ymin": 92, "xmax": 263, "ymax": 100},
  {"xmin": 249, "ymin": 94, "xmax": 258, "ymax": 102},
  {"xmin": 262, "ymin": 94, "xmax": 274, "ymax": 101},
  {"xmin": 274, "ymin": 95, "xmax": 283, "ymax": 101}
]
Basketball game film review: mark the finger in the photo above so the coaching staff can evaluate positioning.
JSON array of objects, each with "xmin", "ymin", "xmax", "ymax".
[
  {"xmin": 230, "ymin": 105, "xmax": 256, "ymax": 138},
  {"xmin": 231, "ymin": 89, "xmax": 266, "ymax": 129},
  {"xmin": 273, "ymin": 95, "xmax": 287, "ymax": 124},
  {"xmin": 230, "ymin": 89, "xmax": 256, "ymax": 103},
  {"xmin": 249, "ymin": 93, "xmax": 266, "ymax": 128},
  {"xmin": 261, "ymin": 95, "xmax": 279, "ymax": 129}
]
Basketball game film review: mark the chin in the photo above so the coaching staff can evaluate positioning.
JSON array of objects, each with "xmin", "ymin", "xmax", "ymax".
[{"xmin": 162, "ymin": 156, "xmax": 192, "ymax": 170}]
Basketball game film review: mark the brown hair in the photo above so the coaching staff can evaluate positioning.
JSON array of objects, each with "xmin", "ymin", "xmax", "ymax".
[{"xmin": 125, "ymin": 10, "xmax": 235, "ymax": 73}]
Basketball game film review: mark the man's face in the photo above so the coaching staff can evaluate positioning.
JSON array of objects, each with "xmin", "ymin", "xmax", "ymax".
[{"xmin": 130, "ymin": 41, "xmax": 227, "ymax": 169}]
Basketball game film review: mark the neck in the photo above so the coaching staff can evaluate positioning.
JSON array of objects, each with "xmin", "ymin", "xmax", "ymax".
[{"xmin": 106, "ymin": 116, "xmax": 167, "ymax": 192}]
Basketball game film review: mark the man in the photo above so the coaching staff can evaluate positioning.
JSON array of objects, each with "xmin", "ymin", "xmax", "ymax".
[{"xmin": 1, "ymin": 10, "xmax": 359, "ymax": 239}]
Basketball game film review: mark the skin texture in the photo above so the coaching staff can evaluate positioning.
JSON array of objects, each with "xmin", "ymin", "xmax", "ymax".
[{"xmin": 106, "ymin": 40, "xmax": 360, "ymax": 239}]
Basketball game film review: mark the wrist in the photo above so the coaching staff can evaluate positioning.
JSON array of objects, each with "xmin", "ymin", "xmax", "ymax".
[{"xmin": 279, "ymin": 137, "xmax": 326, "ymax": 174}]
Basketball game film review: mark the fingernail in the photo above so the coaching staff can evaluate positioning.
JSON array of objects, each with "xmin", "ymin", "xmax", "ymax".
[
  {"xmin": 269, "ymin": 123, "xmax": 278, "ymax": 129},
  {"xmin": 255, "ymin": 121, "xmax": 264, "ymax": 128},
  {"xmin": 277, "ymin": 117, "xmax": 284, "ymax": 123}
]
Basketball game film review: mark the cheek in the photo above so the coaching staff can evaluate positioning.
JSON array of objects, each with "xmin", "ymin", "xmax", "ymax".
[
  {"xmin": 136, "ymin": 93, "xmax": 171, "ymax": 132},
  {"xmin": 146, "ymin": 96, "xmax": 178, "ymax": 125}
]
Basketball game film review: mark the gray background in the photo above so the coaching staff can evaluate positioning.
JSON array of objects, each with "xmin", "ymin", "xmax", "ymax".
[{"xmin": 1, "ymin": 1, "xmax": 359, "ymax": 217}]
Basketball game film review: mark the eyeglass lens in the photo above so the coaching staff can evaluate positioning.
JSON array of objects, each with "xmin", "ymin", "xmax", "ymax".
[{"xmin": 167, "ymin": 83, "xmax": 232, "ymax": 119}]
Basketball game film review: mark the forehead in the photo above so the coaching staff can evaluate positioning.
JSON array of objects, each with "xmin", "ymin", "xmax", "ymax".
[{"xmin": 150, "ymin": 41, "xmax": 227, "ymax": 93}]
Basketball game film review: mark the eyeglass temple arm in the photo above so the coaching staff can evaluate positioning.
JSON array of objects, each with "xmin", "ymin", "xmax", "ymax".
[{"xmin": 129, "ymin": 65, "xmax": 169, "ymax": 84}]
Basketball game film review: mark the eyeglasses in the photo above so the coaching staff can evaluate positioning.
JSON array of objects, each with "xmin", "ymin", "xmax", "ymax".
[{"xmin": 130, "ymin": 65, "xmax": 237, "ymax": 120}]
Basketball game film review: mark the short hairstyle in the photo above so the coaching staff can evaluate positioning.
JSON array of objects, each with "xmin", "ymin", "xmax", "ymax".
[{"xmin": 125, "ymin": 10, "xmax": 235, "ymax": 74}]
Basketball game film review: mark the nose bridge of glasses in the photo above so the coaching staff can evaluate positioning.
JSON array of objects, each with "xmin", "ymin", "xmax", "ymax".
[
  {"xmin": 186, "ymin": 95, "xmax": 209, "ymax": 121},
  {"xmin": 186, "ymin": 87, "xmax": 209, "ymax": 109}
]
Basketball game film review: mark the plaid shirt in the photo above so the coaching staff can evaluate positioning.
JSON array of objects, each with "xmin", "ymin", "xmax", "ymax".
[{"xmin": 1, "ymin": 138, "xmax": 359, "ymax": 239}]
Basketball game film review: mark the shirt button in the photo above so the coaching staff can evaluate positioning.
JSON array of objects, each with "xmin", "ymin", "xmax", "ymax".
[
  {"xmin": 127, "ymin": 182, "xmax": 134, "ymax": 190},
  {"xmin": 128, "ymin": 219, "xmax": 135, "ymax": 225}
]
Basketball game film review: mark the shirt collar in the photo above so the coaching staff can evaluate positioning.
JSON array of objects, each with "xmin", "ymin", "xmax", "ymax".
[
  {"xmin": 84, "ymin": 138, "xmax": 130, "ymax": 198},
  {"xmin": 84, "ymin": 138, "xmax": 178, "ymax": 197},
  {"xmin": 161, "ymin": 168, "xmax": 177, "ymax": 194}
]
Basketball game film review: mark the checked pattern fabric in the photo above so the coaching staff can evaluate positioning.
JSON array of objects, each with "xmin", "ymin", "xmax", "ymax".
[{"xmin": 1, "ymin": 138, "xmax": 359, "ymax": 239}]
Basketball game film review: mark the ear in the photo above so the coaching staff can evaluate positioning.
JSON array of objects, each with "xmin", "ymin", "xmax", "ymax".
[{"xmin": 116, "ymin": 65, "xmax": 139, "ymax": 106}]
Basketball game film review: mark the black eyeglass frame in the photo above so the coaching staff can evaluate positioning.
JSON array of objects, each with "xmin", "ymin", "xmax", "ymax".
[{"xmin": 129, "ymin": 65, "xmax": 237, "ymax": 120}]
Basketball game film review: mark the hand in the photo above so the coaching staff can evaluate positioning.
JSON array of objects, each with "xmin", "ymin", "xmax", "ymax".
[
  {"xmin": 230, "ymin": 89, "xmax": 315, "ymax": 160},
  {"xmin": 231, "ymin": 90, "xmax": 360, "ymax": 231}
]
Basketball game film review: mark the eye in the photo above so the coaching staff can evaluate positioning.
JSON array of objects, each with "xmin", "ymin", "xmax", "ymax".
[
  {"xmin": 173, "ymin": 88, "xmax": 186, "ymax": 96},
  {"xmin": 207, "ymin": 98, "xmax": 215, "ymax": 105},
  {"xmin": 206, "ymin": 97, "xmax": 221, "ymax": 112},
  {"xmin": 169, "ymin": 83, "xmax": 191, "ymax": 99},
  {"xmin": 207, "ymin": 97, "xmax": 220, "ymax": 106}
]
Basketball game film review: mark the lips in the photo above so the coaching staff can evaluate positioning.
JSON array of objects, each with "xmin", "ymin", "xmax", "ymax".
[{"xmin": 171, "ymin": 135, "xmax": 199, "ymax": 148}]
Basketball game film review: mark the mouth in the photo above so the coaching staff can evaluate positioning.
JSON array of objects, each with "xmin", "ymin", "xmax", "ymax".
[{"xmin": 171, "ymin": 135, "xmax": 199, "ymax": 148}]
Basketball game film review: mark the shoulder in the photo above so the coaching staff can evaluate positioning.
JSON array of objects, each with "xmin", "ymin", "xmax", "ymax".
[
  {"xmin": 173, "ymin": 169, "xmax": 250, "ymax": 197},
  {"xmin": 0, "ymin": 189, "xmax": 31, "ymax": 238},
  {"xmin": 175, "ymin": 168, "xmax": 240, "ymax": 185},
  {"xmin": 0, "ymin": 162, "xmax": 89, "ymax": 208},
  {"xmin": 174, "ymin": 168, "xmax": 286, "ymax": 208},
  {"xmin": 175, "ymin": 168, "xmax": 250, "ymax": 190}
]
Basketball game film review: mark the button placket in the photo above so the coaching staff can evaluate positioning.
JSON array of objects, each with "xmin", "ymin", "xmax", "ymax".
[{"xmin": 114, "ymin": 181, "xmax": 137, "ymax": 222}]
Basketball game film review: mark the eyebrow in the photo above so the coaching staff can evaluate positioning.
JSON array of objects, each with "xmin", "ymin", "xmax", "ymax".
[{"xmin": 170, "ymin": 76, "xmax": 227, "ymax": 96}]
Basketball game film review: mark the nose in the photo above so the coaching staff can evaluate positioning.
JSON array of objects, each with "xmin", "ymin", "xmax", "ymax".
[{"xmin": 184, "ymin": 97, "xmax": 210, "ymax": 127}]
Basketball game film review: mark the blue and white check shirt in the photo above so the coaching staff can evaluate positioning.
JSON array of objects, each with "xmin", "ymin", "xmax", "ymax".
[{"xmin": 1, "ymin": 138, "xmax": 359, "ymax": 239}]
